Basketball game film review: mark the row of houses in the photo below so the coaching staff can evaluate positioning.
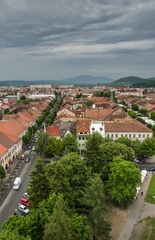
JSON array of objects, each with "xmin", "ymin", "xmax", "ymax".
[
  {"xmin": 46, "ymin": 96, "xmax": 153, "ymax": 154},
  {"xmin": 0, "ymin": 99, "xmax": 50, "ymax": 169}
]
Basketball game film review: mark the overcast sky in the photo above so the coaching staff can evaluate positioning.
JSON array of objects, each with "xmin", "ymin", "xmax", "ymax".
[{"xmin": 0, "ymin": 0, "xmax": 155, "ymax": 81}]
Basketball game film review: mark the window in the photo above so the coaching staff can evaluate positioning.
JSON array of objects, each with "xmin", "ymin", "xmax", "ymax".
[
  {"xmin": 121, "ymin": 134, "xmax": 123, "ymax": 137},
  {"xmin": 129, "ymin": 134, "xmax": 131, "ymax": 137},
  {"xmin": 92, "ymin": 127, "xmax": 95, "ymax": 131},
  {"xmin": 84, "ymin": 132, "xmax": 87, "ymax": 134},
  {"xmin": 80, "ymin": 132, "xmax": 83, "ymax": 134},
  {"xmin": 79, "ymin": 137, "xmax": 81, "ymax": 140},
  {"xmin": 100, "ymin": 127, "xmax": 103, "ymax": 131},
  {"xmin": 147, "ymin": 134, "xmax": 149, "ymax": 137},
  {"xmin": 115, "ymin": 134, "xmax": 118, "ymax": 137},
  {"xmin": 133, "ymin": 134, "xmax": 135, "ymax": 138},
  {"xmin": 139, "ymin": 134, "xmax": 141, "ymax": 138},
  {"xmin": 125, "ymin": 134, "xmax": 127, "ymax": 137},
  {"xmin": 79, "ymin": 144, "xmax": 81, "ymax": 146},
  {"xmin": 143, "ymin": 134, "xmax": 145, "ymax": 138},
  {"xmin": 82, "ymin": 144, "xmax": 85, "ymax": 146},
  {"xmin": 82, "ymin": 137, "xmax": 85, "ymax": 140},
  {"xmin": 111, "ymin": 134, "xmax": 113, "ymax": 137}
]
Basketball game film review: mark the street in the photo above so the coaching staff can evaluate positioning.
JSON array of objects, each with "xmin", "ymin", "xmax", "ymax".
[{"xmin": 0, "ymin": 150, "xmax": 38, "ymax": 231}]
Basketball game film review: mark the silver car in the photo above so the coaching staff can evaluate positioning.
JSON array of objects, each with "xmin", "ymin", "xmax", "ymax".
[{"xmin": 18, "ymin": 204, "xmax": 30, "ymax": 215}]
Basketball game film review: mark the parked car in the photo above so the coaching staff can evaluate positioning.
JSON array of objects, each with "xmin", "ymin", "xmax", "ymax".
[
  {"xmin": 23, "ymin": 192, "xmax": 29, "ymax": 199},
  {"xmin": 20, "ymin": 155, "xmax": 25, "ymax": 160},
  {"xmin": 13, "ymin": 177, "xmax": 21, "ymax": 190},
  {"xmin": 134, "ymin": 158, "xmax": 140, "ymax": 163},
  {"xmin": 14, "ymin": 209, "xmax": 25, "ymax": 217},
  {"xmin": 25, "ymin": 157, "xmax": 30, "ymax": 163},
  {"xmin": 21, "ymin": 198, "xmax": 31, "ymax": 207},
  {"xmin": 18, "ymin": 204, "xmax": 30, "ymax": 215},
  {"xmin": 148, "ymin": 167, "xmax": 155, "ymax": 171}
]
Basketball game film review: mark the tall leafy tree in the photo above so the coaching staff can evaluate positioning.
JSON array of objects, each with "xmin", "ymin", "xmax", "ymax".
[
  {"xmin": 28, "ymin": 158, "xmax": 50, "ymax": 209},
  {"xmin": 107, "ymin": 156, "xmax": 141, "ymax": 207},
  {"xmin": 84, "ymin": 132, "xmax": 104, "ymax": 172},
  {"xmin": 138, "ymin": 137, "xmax": 155, "ymax": 157},
  {"xmin": 43, "ymin": 195, "xmax": 75, "ymax": 240},
  {"xmin": 35, "ymin": 131, "xmax": 51, "ymax": 157},
  {"xmin": 82, "ymin": 175, "xmax": 111, "ymax": 240},
  {"xmin": 0, "ymin": 229, "xmax": 31, "ymax": 240},
  {"xmin": 46, "ymin": 153, "xmax": 92, "ymax": 208},
  {"xmin": 64, "ymin": 133, "xmax": 78, "ymax": 153},
  {"xmin": 99, "ymin": 141, "xmax": 135, "ymax": 181},
  {"xmin": 0, "ymin": 165, "xmax": 5, "ymax": 179},
  {"xmin": 48, "ymin": 137, "xmax": 65, "ymax": 156}
]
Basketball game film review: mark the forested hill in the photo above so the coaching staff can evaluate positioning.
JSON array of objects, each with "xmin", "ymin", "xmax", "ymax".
[{"xmin": 111, "ymin": 76, "xmax": 148, "ymax": 86}]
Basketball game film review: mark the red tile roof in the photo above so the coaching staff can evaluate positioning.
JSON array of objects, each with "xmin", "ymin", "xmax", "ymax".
[
  {"xmin": 46, "ymin": 125, "xmax": 60, "ymax": 137},
  {"xmin": 105, "ymin": 120, "xmax": 153, "ymax": 133},
  {"xmin": 0, "ymin": 144, "xmax": 8, "ymax": 157},
  {"xmin": 76, "ymin": 120, "xmax": 90, "ymax": 136}
]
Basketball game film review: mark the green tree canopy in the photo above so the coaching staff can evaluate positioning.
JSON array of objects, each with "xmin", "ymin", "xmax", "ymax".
[
  {"xmin": 85, "ymin": 100, "xmax": 94, "ymax": 107},
  {"xmin": 151, "ymin": 112, "xmax": 155, "ymax": 121},
  {"xmin": 84, "ymin": 132, "xmax": 104, "ymax": 172},
  {"xmin": 4, "ymin": 108, "xmax": 10, "ymax": 114},
  {"xmin": 128, "ymin": 110, "xmax": 137, "ymax": 119},
  {"xmin": 64, "ymin": 133, "xmax": 78, "ymax": 153},
  {"xmin": 43, "ymin": 195, "xmax": 89, "ymax": 240},
  {"xmin": 107, "ymin": 156, "xmax": 141, "ymax": 207},
  {"xmin": 48, "ymin": 137, "xmax": 65, "ymax": 157},
  {"xmin": 46, "ymin": 153, "xmax": 92, "ymax": 208},
  {"xmin": 0, "ymin": 165, "xmax": 6, "ymax": 179},
  {"xmin": 132, "ymin": 104, "xmax": 139, "ymax": 111},
  {"xmin": 0, "ymin": 229, "xmax": 31, "ymax": 240},
  {"xmin": 137, "ymin": 137, "xmax": 155, "ymax": 158},
  {"xmin": 82, "ymin": 174, "xmax": 111, "ymax": 240},
  {"xmin": 99, "ymin": 141, "xmax": 135, "ymax": 181},
  {"xmin": 35, "ymin": 131, "xmax": 51, "ymax": 157},
  {"xmin": 28, "ymin": 158, "xmax": 50, "ymax": 209}
]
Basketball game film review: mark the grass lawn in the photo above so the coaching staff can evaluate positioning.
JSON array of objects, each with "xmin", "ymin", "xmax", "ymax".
[
  {"xmin": 146, "ymin": 175, "xmax": 155, "ymax": 204},
  {"xmin": 131, "ymin": 217, "xmax": 155, "ymax": 240}
]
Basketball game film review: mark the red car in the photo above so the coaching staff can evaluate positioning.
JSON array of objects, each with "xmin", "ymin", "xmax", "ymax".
[
  {"xmin": 20, "ymin": 155, "xmax": 25, "ymax": 160},
  {"xmin": 21, "ymin": 198, "xmax": 31, "ymax": 207}
]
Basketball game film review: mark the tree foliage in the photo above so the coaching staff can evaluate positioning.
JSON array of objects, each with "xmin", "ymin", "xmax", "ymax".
[
  {"xmin": 28, "ymin": 158, "xmax": 50, "ymax": 209},
  {"xmin": 151, "ymin": 112, "xmax": 155, "ymax": 121},
  {"xmin": 46, "ymin": 153, "xmax": 92, "ymax": 208},
  {"xmin": 128, "ymin": 110, "xmax": 137, "ymax": 119},
  {"xmin": 107, "ymin": 156, "xmax": 141, "ymax": 207},
  {"xmin": 64, "ymin": 133, "xmax": 78, "ymax": 153},
  {"xmin": 35, "ymin": 131, "xmax": 51, "ymax": 157},
  {"xmin": 84, "ymin": 132, "xmax": 104, "ymax": 172},
  {"xmin": 0, "ymin": 165, "xmax": 6, "ymax": 179},
  {"xmin": 0, "ymin": 229, "xmax": 31, "ymax": 240},
  {"xmin": 44, "ymin": 195, "xmax": 89, "ymax": 240},
  {"xmin": 82, "ymin": 175, "xmax": 111, "ymax": 240}
]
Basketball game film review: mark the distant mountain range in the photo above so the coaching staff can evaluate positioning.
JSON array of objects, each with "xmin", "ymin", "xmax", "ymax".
[
  {"xmin": 0, "ymin": 75, "xmax": 113, "ymax": 86},
  {"xmin": 0, "ymin": 75, "xmax": 155, "ymax": 87}
]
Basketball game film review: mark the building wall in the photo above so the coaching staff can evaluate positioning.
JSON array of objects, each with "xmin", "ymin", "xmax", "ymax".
[
  {"xmin": 105, "ymin": 131, "xmax": 152, "ymax": 141},
  {"xmin": 90, "ymin": 121, "xmax": 105, "ymax": 138}
]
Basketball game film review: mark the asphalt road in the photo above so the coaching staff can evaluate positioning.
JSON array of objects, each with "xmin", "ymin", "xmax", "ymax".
[{"xmin": 0, "ymin": 150, "xmax": 38, "ymax": 231}]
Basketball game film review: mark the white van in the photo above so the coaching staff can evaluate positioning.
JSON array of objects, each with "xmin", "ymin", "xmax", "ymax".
[{"xmin": 13, "ymin": 177, "xmax": 21, "ymax": 190}]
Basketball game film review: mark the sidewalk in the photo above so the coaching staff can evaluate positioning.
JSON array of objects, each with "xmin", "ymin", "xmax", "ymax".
[
  {"xmin": 118, "ymin": 172, "xmax": 155, "ymax": 240},
  {"xmin": 0, "ymin": 158, "xmax": 19, "ymax": 190}
]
